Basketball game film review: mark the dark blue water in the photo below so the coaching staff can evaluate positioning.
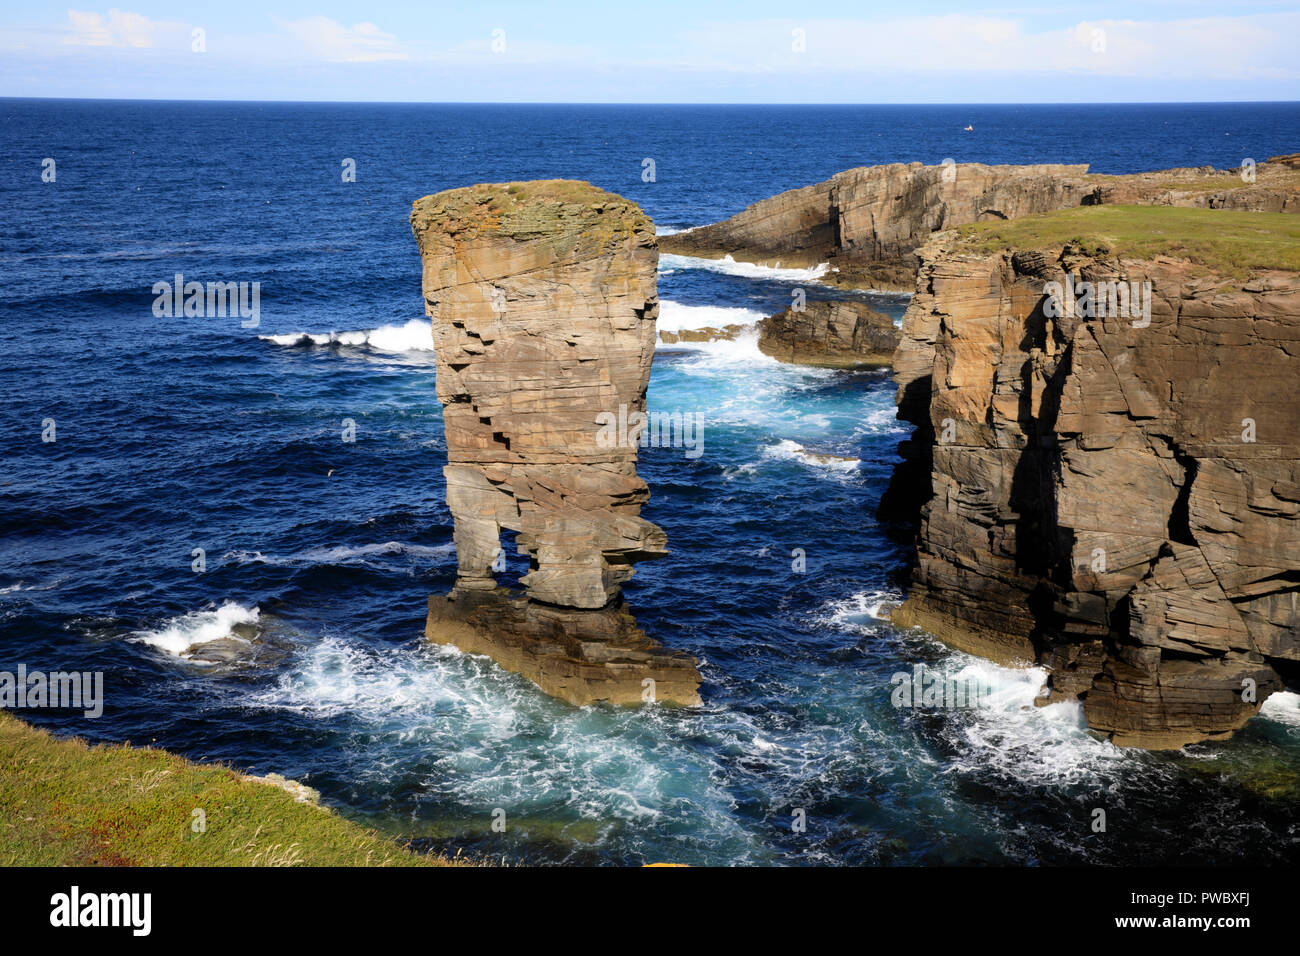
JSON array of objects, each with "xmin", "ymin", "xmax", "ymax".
[{"xmin": 3, "ymin": 100, "xmax": 1300, "ymax": 866}]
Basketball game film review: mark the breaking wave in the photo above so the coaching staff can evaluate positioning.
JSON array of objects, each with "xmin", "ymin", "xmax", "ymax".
[
  {"xmin": 131, "ymin": 602, "xmax": 259, "ymax": 661},
  {"xmin": 660, "ymin": 253, "xmax": 830, "ymax": 282},
  {"xmin": 260, "ymin": 319, "xmax": 434, "ymax": 352}
]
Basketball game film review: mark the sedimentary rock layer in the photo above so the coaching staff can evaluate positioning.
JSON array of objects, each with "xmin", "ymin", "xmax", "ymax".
[
  {"xmin": 888, "ymin": 232, "xmax": 1299, "ymax": 748},
  {"xmin": 411, "ymin": 179, "xmax": 701, "ymax": 707},
  {"xmin": 758, "ymin": 299, "xmax": 899, "ymax": 368},
  {"xmin": 662, "ymin": 158, "xmax": 1300, "ymax": 290}
]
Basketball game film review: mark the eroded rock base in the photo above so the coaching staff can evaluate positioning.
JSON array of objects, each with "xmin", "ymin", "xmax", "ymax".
[{"xmin": 426, "ymin": 589, "xmax": 702, "ymax": 707}]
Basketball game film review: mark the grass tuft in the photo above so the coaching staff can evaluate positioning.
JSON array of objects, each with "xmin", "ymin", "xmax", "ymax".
[{"xmin": 0, "ymin": 713, "xmax": 465, "ymax": 866}]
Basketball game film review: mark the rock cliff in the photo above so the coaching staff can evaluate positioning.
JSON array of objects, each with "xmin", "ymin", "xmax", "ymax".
[
  {"xmin": 887, "ymin": 207, "xmax": 1300, "ymax": 748},
  {"xmin": 662, "ymin": 158, "xmax": 1300, "ymax": 291},
  {"xmin": 411, "ymin": 180, "xmax": 702, "ymax": 707},
  {"xmin": 757, "ymin": 299, "xmax": 899, "ymax": 368}
]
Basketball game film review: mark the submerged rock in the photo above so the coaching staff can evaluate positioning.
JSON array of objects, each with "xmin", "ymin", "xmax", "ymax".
[
  {"xmin": 410, "ymin": 180, "xmax": 702, "ymax": 707},
  {"xmin": 757, "ymin": 299, "xmax": 899, "ymax": 368}
]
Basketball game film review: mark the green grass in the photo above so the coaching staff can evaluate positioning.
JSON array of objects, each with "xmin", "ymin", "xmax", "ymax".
[
  {"xmin": 953, "ymin": 205, "xmax": 1300, "ymax": 277},
  {"xmin": 0, "ymin": 713, "xmax": 460, "ymax": 866}
]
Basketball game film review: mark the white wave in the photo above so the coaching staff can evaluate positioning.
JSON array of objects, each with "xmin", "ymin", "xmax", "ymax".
[
  {"xmin": 662, "ymin": 325, "xmax": 777, "ymax": 367},
  {"xmin": 659, "ymin": 253, "xmax": 830, "ymax": 282},
  {"xmin": 656, "ymin": 225, "xmax": 689, "ymax": 236},
  {"xmin": 224, "ymin": 541, "xmax": 455, "ymax": 567},
  {"xmin": 260, "ymin": 319, "xmax": 434, "ymax": 352},
  {"xmin": 132, "ymin": 602, "xmax": 258, "ymax": 660},
  {"xmin": 924, "ymin": 655, "xmax": 1140, "ymax": 787},
  {"xmin": 656, "ymin": 300, "xmax": 764, "ymax": 335},
  {"xmin": 241, "ymin": 636, "xmax": 759, "ymax": 839},
  {"xmin": 761, "ymin": 439, "xmax": 862, "ymax": 472},
  {"xmin": 1260, "ymin": 690, "xmax": 1300, "ymax": 727},
  {"xmin": 0, "ymin": 578, "xmax": 64, "ymax": 595},
  {"xmin": 816, "ymin": 590, "xmax": 902, "ymax": 632}
]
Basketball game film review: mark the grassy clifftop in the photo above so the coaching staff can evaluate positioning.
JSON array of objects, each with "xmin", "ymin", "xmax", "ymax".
[
  {"xmin": 953, "ymin": 205, "xmax": 1300, "ymax": 277},
  {"xmin": 0, "ymin": 713, "xmax": 456, "ymax": 866}
]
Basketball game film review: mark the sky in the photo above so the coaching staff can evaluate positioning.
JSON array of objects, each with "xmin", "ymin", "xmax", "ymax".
[{"xmin": 1, "ymin": 1, "xmax": 1298, "ymax": 103}]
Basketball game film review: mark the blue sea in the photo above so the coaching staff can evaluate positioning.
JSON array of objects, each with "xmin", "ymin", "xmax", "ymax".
[{"xmin": 3, "ymin": 100, "xmax": 1300, "ymax": 866}]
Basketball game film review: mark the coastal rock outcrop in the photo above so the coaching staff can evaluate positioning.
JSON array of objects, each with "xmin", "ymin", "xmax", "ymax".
[
  {"xmin": 758, "ymin": 299, "xmax": 899, "ymax": 368},
  {"xmin": 888, "ymin": 214, "xmax": 1300, "ymax": 748},
  {"xmin": 411, "ymin": 180, "xmax": 702, "ymax": 707},
  {"xmin": 662, "ymin": 158, "xmax": 1300, "ymax": 291}
]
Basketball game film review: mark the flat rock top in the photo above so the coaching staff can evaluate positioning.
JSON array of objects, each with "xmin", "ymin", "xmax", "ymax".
[
  {"xmin": 411, "ymin": 179, "xmax": 652, "ymax": 242},
  {"xmin": 946, "ymin": 204, "xmax": 1300, "ymax": 278}
]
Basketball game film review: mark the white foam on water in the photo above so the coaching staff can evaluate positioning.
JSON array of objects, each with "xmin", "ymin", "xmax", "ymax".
[
  {"xmin": 656, "ymin": 300, "xmax": 764, "ymax": 335},
  {"xmin": 224, "ymin": 541, "xmax": 455, "ymax": 568},
  {"xmin": 662, "ymin": 325, "xmax": 780, "ymax": 369},
  {"xmin": 925, "ymin": 654, "xmax": 1144, "ymax": 787},
  {"xmin": 0, "ymin": 578, "xmax": 64, "ymax": 595},
  {"xmin": 260, "ymin": 319, "xmax": 435, "ymax": 352},
  {"xmin": 853, "ymin": 403, "xmax": 908, "ymax": 437},
  {"xmin": 815, "ymin": 590, "xmax": 902, "ymax": 633},
  {"xmin": 131, "ymin": 602, "xmax": 258, "ymax": 660},
  {"xmin": 815, "ymin": 595, "xmax": 1147, "ymax": 787},
  {"xmin": 659, "ymin": 253, "xmax": 830, "ymax": 282},
  {"xmin": 761, "ymin": 439, "xmax": 862, "ymax": 473},
  {"xmin": 1260, "ymin": 690, "xmax": 1300, "ymax": 727},
  {"xmin": 242, "ymin": 635, "xmax": 762, "ymax": 845}
]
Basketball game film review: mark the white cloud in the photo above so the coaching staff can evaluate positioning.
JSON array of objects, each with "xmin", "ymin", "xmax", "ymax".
[
  {"xmin": 278, "ymin": 17, "xmax": 407, "ymax": 63},
  {"xmin": 64, "ymin": 8, "xmax": 169, "ymax": 48},
  {"xmin": 672, "ymin": 13, "xmax": 1300, "ymax": 80}
]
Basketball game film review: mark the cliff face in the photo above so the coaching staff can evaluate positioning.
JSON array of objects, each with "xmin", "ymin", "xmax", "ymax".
[
  {"xmin": 889, "ymin": 226, "xmax": 1300, "ymax": 748},
  {"xmin": 662, "ymin": 158, "xmax": 1300, "ymax": 291},
  {"xmin": 411, "ymin": 180, "xmax": 701, "ymax": 707},
  {"xmin": 757, "ymin": 299, "xmax": 899, "ymax": 368}
]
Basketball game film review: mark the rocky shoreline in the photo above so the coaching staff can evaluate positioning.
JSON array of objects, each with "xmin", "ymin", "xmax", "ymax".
[
  {"xmin": 408, "ymin": 161, "xmax": 1298, "ymax": 750},
  {"xmin": 666, "ymin": 156, "xmax": 1299, "ymax": 748},
  {"xmin": 661, "ymin": 156, "xmax": 1300, "ymax": 291}
]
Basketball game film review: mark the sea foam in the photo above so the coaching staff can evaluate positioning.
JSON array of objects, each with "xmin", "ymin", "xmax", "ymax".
[
  {"xmin": 131, "ymin": 602, "xmax": 258, "ymax": 660},
  {"xmin": 660, "ymin": 253, "xmax": 830, "ymax": 282},
  {"xmin": 260, "ymin": 319, "xmax": 435, "ymax": 352}
]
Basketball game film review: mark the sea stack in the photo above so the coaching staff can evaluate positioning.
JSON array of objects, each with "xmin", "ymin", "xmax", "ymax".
[{"xmin": 410, "ymin": 179, "xmax": 702, "ymax": 707}]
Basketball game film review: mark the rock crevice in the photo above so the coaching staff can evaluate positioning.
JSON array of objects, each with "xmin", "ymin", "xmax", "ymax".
[{"xmin": 888, "ymin": 236, "xmax": 1299, "ymax": 747}]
